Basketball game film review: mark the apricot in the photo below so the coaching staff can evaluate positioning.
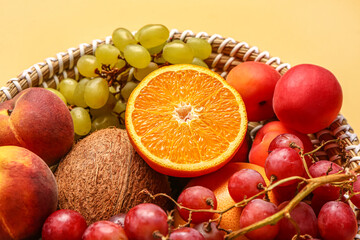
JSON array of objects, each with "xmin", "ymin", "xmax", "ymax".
[
  {"xmin": 0, "ymin": 146, "xmax": 58, "ymax": 239},
  {"xmin": 226, "ymin": 62, "xmax": 281, "ymax": 121},
  {"xmin": 273, "ymin": 64, "xmax": 342, "ymax": 134},
  {"xmin": 0, "ymin": 88, "xmax": 74, "ymax": 166},
  {"xmin": 249, "ymin": 121, "xmax": 313, "ymax": 167}
]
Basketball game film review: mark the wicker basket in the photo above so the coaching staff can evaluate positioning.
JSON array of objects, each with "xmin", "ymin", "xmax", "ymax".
[{"xmin": 1, "ymin": 29, "xmax": 360, "ymax": 239}]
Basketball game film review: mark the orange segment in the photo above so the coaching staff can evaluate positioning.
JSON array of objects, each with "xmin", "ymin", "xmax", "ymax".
[{"xmin": 125, "ymin": 64, "xmax": 247, "ymax": 177}]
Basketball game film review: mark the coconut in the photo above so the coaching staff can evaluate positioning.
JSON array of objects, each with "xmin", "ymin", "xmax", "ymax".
[{"xmin": 54, "ymin": 128, "xmax": 171, "ymax": 224}]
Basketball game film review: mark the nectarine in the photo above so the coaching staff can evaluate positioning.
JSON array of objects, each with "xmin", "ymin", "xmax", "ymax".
[
  {"xmin": 0, "ymin": 88, "xmax": 74, "ymax": 166},
  {"xmin": 0, "ymin": 146, "xmax": 58, "ymax": 239},
  {"xmin": 226, "ymin": 62, "xmax": 281, "ymax": 122},
  {"xmin": 273, "ymin": 64, "xmax": 342, "ymax": 134}
]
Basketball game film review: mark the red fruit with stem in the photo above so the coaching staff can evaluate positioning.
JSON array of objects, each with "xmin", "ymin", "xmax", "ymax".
[
  {"xmin": 249, "ymin": 121, "xmax": 313, "ymax": 168},
  {"xmin": 309, "ymin": 160, "xmax": 343, "ymax": 199},
  {"xmin": 228, "ymin": 168, "xmax": 266, "ymax": 202},
  {"xmin": 318, "ymin": 201, "xmax": 357, "ymax": 240},
  {"xmin": 268, "ymin": 133, "xmax": 304, "ymax": 153},
  {"xmin": 193, "ymin": 222, "xmax": 225, "ymax": 240},
  {"xmin": 42, "ymin": 209, "xmax": 88, "ymax": 240},
  {"xmin": 82, "ymin": 221, "xmax": 128, "ymax": 240},
  {"xmin": 239, "ymin": 199, "xmax": 279, "ymax": 240},
  {"xmin": 276, "ymin": 201, "xmax": 318, "ymax": 240},
  {"xmin": 265, "ymin": 147, "xmax": 305, "ymax": 186},
  {"xmin": 177, "ymin": 186, "xmax": 217, "ymax": 224},
  {"xmin": 124, "ymin": 203, "xmax": 168, "ymax": 240}
]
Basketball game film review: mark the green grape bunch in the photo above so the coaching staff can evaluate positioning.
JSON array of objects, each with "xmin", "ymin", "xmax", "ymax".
[{"xmin": 48, "ymin": 24, "xmax": 213, "ymax": 139}]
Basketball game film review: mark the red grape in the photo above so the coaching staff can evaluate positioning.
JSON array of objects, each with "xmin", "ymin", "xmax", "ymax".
[
  {"xmin": 42, "ymin": 209, "xmax": 88, "ymax": 240},
  {"xmin": 268, "ymin": 133, "xmax": 304, "ymax": 153},
  {"xmin": 350, "ymin": 175, "xmax": 360, "ymax": 208},
  {"xmin": 82, "ymin": 221, "xmax": 128, "ymax": 240},
  {"xmin": 276, "ymin": 201, "xmax": 318, "ymax": 240},
  {"xmin": 310, "ymin": 192, "xmax": 343, "ymax": 216},
  {"xmin": 265, "ymin": 147, "xmax": 305, "ymax": 186},
  {"xmin": 169, "ymin": 227, "xmax": 205, "ymax": 240},
  {"xmin": 271, "ymin": 181, "xmax": 304, "ymax": 204},
  {"xmin": 228, "ymin": 168, "xmax": 266, "ymax": 202},
  {"xmin": 108, "ymin": 213, "xmax": 126, "ymax": 227},
  {"xmin": 193, "ymin": 222, "xmax": 225, "ymax": 240},
  {"xmin": 239, "ymin": 199, "xmax": 279, "ymax": 240},
  {"xmin": 124, "ymin": 203, "xmax": 168, "ymax": 240},
  {"xmin": 309, "ymin": 160, "xmax": 343, "ymax": 199},
  {"xmin": 318, "ymin": 201, "xmax": 357, "ymax": 240},
  {"xmin": 177, "ymin": 186, "xmax": 217, "ymax": 224}
]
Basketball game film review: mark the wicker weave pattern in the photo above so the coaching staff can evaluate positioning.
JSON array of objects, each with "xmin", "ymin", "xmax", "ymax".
[{"xmin": 1, "ymin": 30, "xmax": 360, "ymax": 239}]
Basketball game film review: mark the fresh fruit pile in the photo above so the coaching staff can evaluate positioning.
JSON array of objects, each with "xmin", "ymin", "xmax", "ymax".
[{"xmin": 0, "ymin": 23, "xmax": 357, "ymax": 240}]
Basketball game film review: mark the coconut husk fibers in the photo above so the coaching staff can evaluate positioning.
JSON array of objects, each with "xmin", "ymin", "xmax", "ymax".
[{"xmin": 54, "ymin": 128, "xmax": 171, "ymax": 224}]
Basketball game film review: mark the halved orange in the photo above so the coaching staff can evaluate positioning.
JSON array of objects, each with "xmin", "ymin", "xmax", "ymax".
[{"xmin": 125, "ymin": 64, "xmax": 247, "ymax": 177}]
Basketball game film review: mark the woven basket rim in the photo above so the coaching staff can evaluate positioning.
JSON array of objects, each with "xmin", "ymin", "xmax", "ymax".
[{"xmin": 0, "ymin": 29, "xmax": 359, "ymax": 164}]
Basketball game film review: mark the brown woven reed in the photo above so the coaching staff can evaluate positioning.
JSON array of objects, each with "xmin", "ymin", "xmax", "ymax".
[{"xmin": 1, "ymin": 29, "xmax": 360, "ymax": 238}]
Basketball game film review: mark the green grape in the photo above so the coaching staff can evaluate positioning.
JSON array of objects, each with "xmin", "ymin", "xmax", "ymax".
[
  {"xmin": 70, "ymin": 107, "xmax": 92, "ymax": 136},
  {"xmin": 113, "ymin": 100, "xmax": 126, "ymax": 129},
  {"xmin": 134, "ymin": 62, "xmax": 158, "ymax": 81},
  {"xmin": 91, "ymin": 113, "xmax": 121, "ymax": 132},
  {"xmin": 46, "ymin": 88, "xmax": 67, "ymax": 104},
  {"xmin": 136, "ymin": 24, "xmax": 169, "ymax": 49},
  {"xmin": 113, "ymin": 100, "xmax": 126, "ymax": 115},
  {"xmin": 58, "ymin": 78, "xmax": 78, "ymax": 105},
  {"xmin": 114, "ymin": 59, "xmax": 126, "ymax": 69},
  {"xmin": 77, "ymin": 55, "xmax": 102, "ymax": 78},
  {"xmin": 123, "ymin": 44, "xmax": 151, "ymax": 69},
  {"xmin": 95, "ymin": 44, "xmax": 120, "ymax": 66},
  {"xmin": 90, "ymin": 93, "xmax": 116, "ymax": 118},
  {"xmin": 121, "ymin": 81, "xmax": 138, "ymax": 102},
  {"xmin": 112, "ymin": 28, "xmax": 137, "ymax": 52},
  {"xmin": 191, "ymin": 57, "xmax": 209, "ymax": 68},
  {"xmin": 109, "ymin": 86, "xmax": 117, "ymax": 94},
  {"xmin": 147, "ymin": 42, "xmax": 166, "ymax": 55},
  {"xmin": 186, "ymin": 37, "xmax": 212, "ymax": 60},
  {"xmin": 163, "ymin": 40, "xmax": 194, "ymax": 64},
  {"xmin": 73, "ymin": 78, "xmax": 90, "ymax": 108},
  {"xmin": 84, "ymin": 77, "xmax": 109, "ymax": 109},
  {"xmin": 154, "ymin": 55, "xmax": 166, "ymax": 64}
]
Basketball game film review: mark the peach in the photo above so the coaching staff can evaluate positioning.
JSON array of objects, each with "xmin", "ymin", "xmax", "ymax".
[
  {"xmin": 249, "ymin": 121, "xmax": 313, "ymax": 167},
  {"xmin": 0, "ymin": 88, "xmax": 74, "ymax": 166},
  {"xmin": 226, "ymin": 62, "xmax": 281, "ymax": 122},
  {"xmin": 0, "ymin": 146, "xmax": 58, "ymax": 239},
  {"xmin": 273, "ymin": 64, "xmax": 343, "ymax": 134}
]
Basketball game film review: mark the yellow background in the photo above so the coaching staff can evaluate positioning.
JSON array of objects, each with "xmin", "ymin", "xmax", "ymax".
[{"xmin": 0, "ymin": 0, "xmax": 359, "ymax": 132}]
